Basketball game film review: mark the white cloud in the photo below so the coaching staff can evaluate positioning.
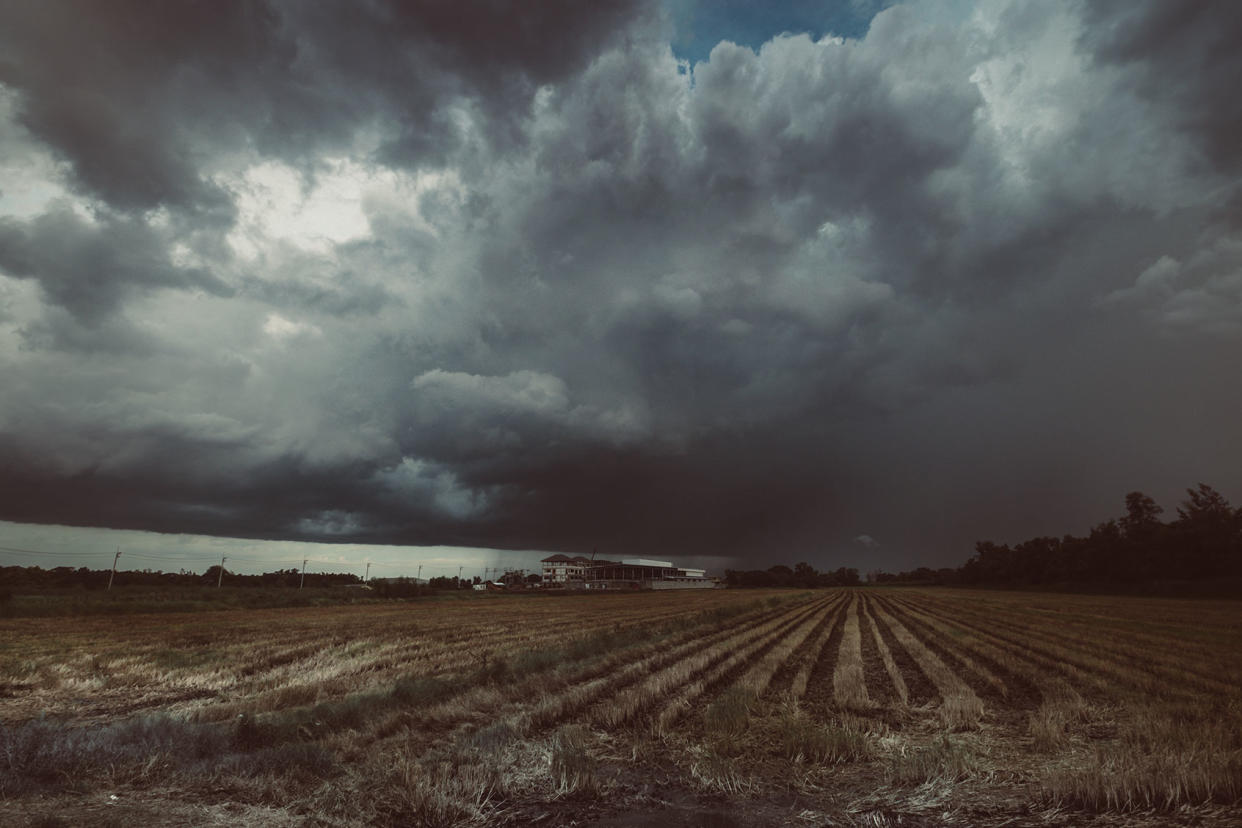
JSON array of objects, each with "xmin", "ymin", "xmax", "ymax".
[{"xmin": 263, "ymin": 312, "xmax": 321, "ymax": 341}]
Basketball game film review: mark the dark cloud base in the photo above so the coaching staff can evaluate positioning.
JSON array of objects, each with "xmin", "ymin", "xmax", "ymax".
[{"xmin": 1, "ymin": 1, "xmax": 1240, "ymax": 571}]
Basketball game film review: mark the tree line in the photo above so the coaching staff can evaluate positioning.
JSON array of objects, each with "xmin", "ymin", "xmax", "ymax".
[
  {"xmin": 959, "ymin": 484, "xmax": 1241, "ymax": 585},
  {"xmin": 724, "ymin": 563, "xmax": 861, "ymax": 589},
  {"xmin": 871, "ymin": 483, "xmax": 1242, "ymax": 587},
  {"xmin": 0, "ymin": 566, "xmax": 363, "ymax": 594}
]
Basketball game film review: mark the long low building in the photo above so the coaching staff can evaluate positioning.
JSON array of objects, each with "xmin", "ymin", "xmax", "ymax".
[{"xmin": 541, "ymin": 555, "xmax": 718, "ymax": 590}]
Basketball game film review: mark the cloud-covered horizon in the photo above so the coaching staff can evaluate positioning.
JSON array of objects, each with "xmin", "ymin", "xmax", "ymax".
[{"xmin": 2, "ymin": 0, "xmax": 1240, "ymax": 572}]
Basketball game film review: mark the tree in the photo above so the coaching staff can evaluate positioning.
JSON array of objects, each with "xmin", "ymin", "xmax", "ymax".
[
  {"xmin": 1177, "ymin": 483, "xmax": 1232, "ymax": 524},
  {"xmin": 1120, "ymin": 491, "xmax": 1163, "ymax": 539},
  {"xmin": 766, "ymin": 565, "xmax": 793, "ymax": 587},
  {"xmin": 1175, "ymin": 484, "xmax": 1237, "ymax": 577},
  {"xmin": 793, "ymin": 561, "xmax": 817, "ymax": 587}
]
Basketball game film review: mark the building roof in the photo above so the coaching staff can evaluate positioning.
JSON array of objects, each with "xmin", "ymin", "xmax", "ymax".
[{"xmin": 542, "ymin": 554, "xmax": 596, "ymax": 564}]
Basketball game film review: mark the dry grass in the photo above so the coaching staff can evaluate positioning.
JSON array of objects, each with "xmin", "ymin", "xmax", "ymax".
[
  {"xmin": 689, "ymin": 747, "xmax": 759, "ymax": 795},
  {"xmin": 1042, "ymin": 704, "xmax": 1242, "ymax": 811},
  {"xmin": 860, "ymin": 596, "xmax": 909, "ymax": 705},
  {"xmin": 2, "ymin": 587, "xmax": 1239, "ymax": 824},
  {"xmin": 788, "ymin": 595, "xmax": 844, "ymax": 699},
  {"xmin": 550, "ymin": 724, "xmax": 598, "ymax": 794},
  {"xmin": 774, "ymin": 705, "xmax": 873, "ymax": 764},
  {"xmin": 885, "ymin": 735, "xmax": 981, "ymax": 785},
  {"xmin": 1027, "ymin": 687, "xmax": 1088, "ymax": 752},
  {"xmin": 870, "ymin": 600, "xmax": 984, "ymax": 730},
  {"xmin": 833, "ymin": 594, "xmax": 872, "ymax": 711}
]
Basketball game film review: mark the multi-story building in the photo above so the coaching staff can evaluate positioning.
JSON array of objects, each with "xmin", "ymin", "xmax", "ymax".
[{"xmin": 540, "ymin": 554, "xmax": 593, "ymax": 586}]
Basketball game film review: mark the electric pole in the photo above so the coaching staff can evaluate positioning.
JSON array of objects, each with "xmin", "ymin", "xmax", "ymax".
[
  {"xmin": 300, "ymin": 559, "xmax": 307, "ymax": 589},
  {"xmin": 365, "ymin": 562, "xmax": 371, "ymax": 583},
  {"xmin": 217, "ymin": 555, "xmax": 227, "ymax": 588},
  {"xmin": 107, "ymin": 548, "xmax": 121, "ymax": 591},
  {"xmin": 458, "ymin": 565, "xmax": 463, "ymax": 587},
  {"xmin": 417, "ymin": 563, "xmax": 423, "ymax": 583}
]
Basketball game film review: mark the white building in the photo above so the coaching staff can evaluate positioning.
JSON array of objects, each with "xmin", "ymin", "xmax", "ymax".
[{"xmin": 540, "ymin": 554, "xmax": 593, "ymax": 585}]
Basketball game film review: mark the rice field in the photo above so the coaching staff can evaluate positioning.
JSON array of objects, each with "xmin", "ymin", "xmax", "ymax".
[{"xmin": 1, "ymin": 587, "xmax": 1239, "ymax": 826}]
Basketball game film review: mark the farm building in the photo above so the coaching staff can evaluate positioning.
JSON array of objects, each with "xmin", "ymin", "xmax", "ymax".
[
  {"xmin": 540, "ymin": 554, "xmax": 593, "ymax": 585},
  {"xmin": 541, "ymin": 555, "xmax": 718, "ymax": 590}
]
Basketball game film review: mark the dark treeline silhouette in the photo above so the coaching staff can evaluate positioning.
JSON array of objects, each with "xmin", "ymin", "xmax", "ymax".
[
  {"xmin": 0, "ymin": 565, "xmax": 362, "ymax": 593},
  {"xmin": 867, "ymin": 567, "xmax": 961, "ymax": 585},
  {"xmin": 959, "ymin": 484, "xmax": 1241, "ymax": 585},
  {"xmin": 869, "ymin": 484, "xmax": 1242, "ymax": 587},
  {"xmin": 368, "ymin": 575, "xmax": 482, "ymax": 597},
  {"xmin": 725, "ymin": 563, "xmax": 860, "ymax": 588}
]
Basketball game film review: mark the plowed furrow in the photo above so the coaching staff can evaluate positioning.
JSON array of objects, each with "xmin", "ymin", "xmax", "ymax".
[
  {"xmin": 763, "ymin": 593, "xmax": 846, "ymax": 699},
  {"xmin": 655, "ymin": 597, "xmax": 836, "ymax": 733},
  {"xmin": 790, "ymin": 599, "xmax": 847, "ymax": 708},
  {"xmin": 877, "ymin": 595, "xmax": 1047, "ymax": 710},
  {"xmin": 592, "ymin": 597, "xmax": 827, "ymax": 730},
  {"xmin": 889, "ymin": 595, "xmax": 1151, "ymax": 701},
  {"xmin": 856, "ymin": 595, "xmax": 897, "ymax": 707},
  {"xmin": 874, "ymin": 595, "xmax": 1008, "ymax": 703},
  {"xmin": 870, "ymin": 599, "xmax": 983, "ymax": 726},
  {"xmin": 868, "ymin": 595, "xmax": 936, "ymax": 706},
  {"xmin": 860, "ymin": 594, "xmax": 908, "ymax": 705},
  {"xmin": 894, "ymin": 593, "xmax": 1231, "ymax": 701}
]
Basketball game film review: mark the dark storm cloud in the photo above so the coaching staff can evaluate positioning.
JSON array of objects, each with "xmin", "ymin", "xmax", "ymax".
[
  {"xmin": 0, "ymin": 0, "xmax": 652, "ymax": 212},
  {"xmin": 1085, "ymin": 0, "xmax": 1242, "ymax": 174},
  {"xmin": 1, "ymin": 0, "xmax": 1240, "ymax": 571},
  {"xmin": 0, "ymin": 205, "xmax": 230, "ymax": 322}
]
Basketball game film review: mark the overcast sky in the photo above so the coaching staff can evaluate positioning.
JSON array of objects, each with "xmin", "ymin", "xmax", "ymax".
[{"xmin": 1, "ymin": 0, "xmax": 1240, "ymax": 576}]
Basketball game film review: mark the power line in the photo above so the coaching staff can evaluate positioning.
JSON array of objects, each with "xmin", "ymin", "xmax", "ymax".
[{"xmin": 0, "ymin": 545, "xmax": 107, "ymax": 558}]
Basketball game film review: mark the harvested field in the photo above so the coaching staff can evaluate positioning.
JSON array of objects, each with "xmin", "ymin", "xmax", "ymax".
[{"xmin": 1, "ymin": 587, "xmax": 1239, "ymax": 826}]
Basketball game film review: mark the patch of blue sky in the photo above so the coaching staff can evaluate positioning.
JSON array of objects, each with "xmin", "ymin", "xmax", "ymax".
[{"xmin": 665, "ymin": 0, "xmax": 894, "ymax": 66}]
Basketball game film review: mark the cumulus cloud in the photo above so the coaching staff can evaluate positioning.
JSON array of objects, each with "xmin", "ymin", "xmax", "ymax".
[{"xmin": 1, "ymin": 0, "xmax": 1240, "ymax": 569}]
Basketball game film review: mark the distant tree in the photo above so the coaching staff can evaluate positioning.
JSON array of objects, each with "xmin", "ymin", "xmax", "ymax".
[
  {"xmin": 1121, "ymin": 491, "xmax": 1163, "ymax": 539},
  {"xmin": 766, "ymin": 565, "xmax": 793, "ymax": 587},
  {"xmin": 526, "ymin": 573, "xmax": 542, "ymax": 584},
  {"xmin": 1177, "ymin": 484, "xmax": 1232, "ymax": 524},
  {"xmin": 1175, "ymin": 484, "xmax": 1237, "ymax": 577}
]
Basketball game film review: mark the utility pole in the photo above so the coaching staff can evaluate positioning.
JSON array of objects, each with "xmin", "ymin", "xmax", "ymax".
[
  {"xmin": 300, "ymin": 559, "xmax": 307, "ymax": 589},
  {"xmin": 107, "ymin": 548, "xmax": 121, "ymax": 591},
  {"xmin": 365, "ymin": 562, "xmax": 371, "ymax": 583},
  {"xmin": 217, "ymin": 555, "xmax": 227, "ymax": 588},
  {"xmin": 458, "ymin": 565, "xmax": 463, "ymax": 587},
  {"xmin": 417, "ymin": 563, "xmax": 423, "ymax": 583}
]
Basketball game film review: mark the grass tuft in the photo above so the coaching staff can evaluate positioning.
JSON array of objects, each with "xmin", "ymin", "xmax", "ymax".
[
  {"xmin": 775, "ymin": 709, "xmax": 873, "ymax": 764},
  {"xmin": 550, "ymin": 724, "xmax": 598, "ymax": 794},
  {"xmin": 703, "ymin": 686, "xmax": 756, "ymax": 739},
  {"xmin": 886, "ymin": 735, "xmax": 979, "ymax": 785}
]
